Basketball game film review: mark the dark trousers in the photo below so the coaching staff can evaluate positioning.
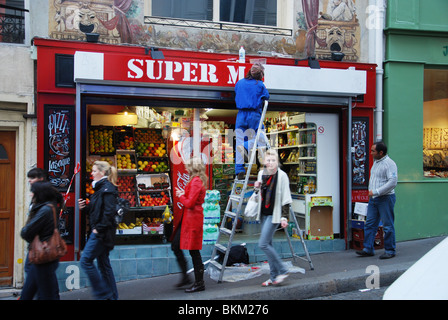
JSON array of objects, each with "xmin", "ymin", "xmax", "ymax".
[
  {"xmin": 20, "ymin": 258, "xmax": 60, "ymax": 300},
  {"xmin": 171, "ymin": 223, "xmax": 203, "ymax": 276}
]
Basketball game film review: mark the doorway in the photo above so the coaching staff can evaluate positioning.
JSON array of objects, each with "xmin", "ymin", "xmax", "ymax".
[{"xmin": 0, "ymin": 131, "xmax": 16, "ymax": 286}]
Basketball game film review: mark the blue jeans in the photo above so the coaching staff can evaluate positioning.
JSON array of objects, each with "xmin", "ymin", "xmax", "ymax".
[
  {"xmin": 258, "ymin": 215, "xmax": 288, "ymax": 281},
  {"xmin": 80, "ymin": 232, "xmax": 118, "ymax": 300},
  {"xmin": 363, "ymin": 194, "xmax": 396, "ymax": 255},
  {"xmin": 20, "ymin": 258, "xmax": 60, "ymax": 300}
]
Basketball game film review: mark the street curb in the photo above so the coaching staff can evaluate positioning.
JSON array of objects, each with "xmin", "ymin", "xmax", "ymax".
[{"xmin": 211, "ymin": 262, "xmax": 412, "ymax": 300}]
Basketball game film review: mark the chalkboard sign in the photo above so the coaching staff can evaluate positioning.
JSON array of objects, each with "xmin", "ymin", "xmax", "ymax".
[
  {"xmin": 352, "ymin": 117, "xmax": 369, "ymax": 189},
  {"xmin": 44, "ymin": 105, "xmax": 75, "ymax": 192}
]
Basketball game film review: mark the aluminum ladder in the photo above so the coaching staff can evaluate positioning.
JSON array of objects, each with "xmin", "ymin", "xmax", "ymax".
[{"xmin": 208, "ymin": 101, "xmax": 272, "ymax": 282}]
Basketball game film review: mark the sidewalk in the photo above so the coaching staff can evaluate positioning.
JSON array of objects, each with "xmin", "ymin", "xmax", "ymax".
[
  {"xmin": 1, "ymin": 236, "xmax": 443, "ymax": 301},
  {"xmin": 56, "ymin": 236, "xmax": 444, "ymax": 300}
]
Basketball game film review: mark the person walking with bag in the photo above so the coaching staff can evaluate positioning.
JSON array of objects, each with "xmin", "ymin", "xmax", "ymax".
[
  {"xmin": 20, "ymin": 181, "xmax": 64, "ymax": 300},
  {"xmin": 171, "ymin": 157, "xmax": 207, "ymax": 293},
  {"xmin": 254, "ymin": 149, "xmax": 292, "ymax": 287},
  {"xmin": 78, "ymin": 161, "xmax": 119, "ymax": 300}
]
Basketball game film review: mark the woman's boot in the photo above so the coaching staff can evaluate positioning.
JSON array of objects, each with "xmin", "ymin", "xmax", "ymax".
[{"xmin": 185, "ymin": 266, "xmax": 205, "ymax": 293}]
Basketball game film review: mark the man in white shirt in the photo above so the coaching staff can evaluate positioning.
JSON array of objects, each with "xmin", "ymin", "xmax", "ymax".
[{"xmin": 356, "ymin": 142, "xmax": 398, "ymax": 259}]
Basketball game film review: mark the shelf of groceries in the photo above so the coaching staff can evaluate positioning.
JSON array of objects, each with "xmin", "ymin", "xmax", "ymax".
[{"xmin": 264, "ymin": 117, "xmax": 318, "ymax": 195}]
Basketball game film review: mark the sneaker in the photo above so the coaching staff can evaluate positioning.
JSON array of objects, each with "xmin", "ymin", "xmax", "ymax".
[
  {"xmin": 273, "ymin": 273, "xmax": 289, "ymax": 285},
  {"xmin": 261, "ymin": 279, "xmax": 273, "ymax": 287}
]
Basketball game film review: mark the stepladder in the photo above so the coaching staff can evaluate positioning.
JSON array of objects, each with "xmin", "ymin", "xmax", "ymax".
[{"xmin": 207, "ymin": 100, "xmax": 314, "ymax": 282}]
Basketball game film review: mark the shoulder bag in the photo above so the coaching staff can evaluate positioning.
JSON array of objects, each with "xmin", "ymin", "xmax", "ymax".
[{"xmin": 28, "ymin": 204, "xmax": 67, "ymax": 264}]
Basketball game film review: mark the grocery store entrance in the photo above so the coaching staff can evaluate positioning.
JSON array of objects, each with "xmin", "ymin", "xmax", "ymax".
[{"xmin": 79, "ymin": 94, "xmax": 343, "ymax": 249}]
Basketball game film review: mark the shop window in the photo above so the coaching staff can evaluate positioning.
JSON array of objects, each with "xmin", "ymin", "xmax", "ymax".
[
  {"xmin": 55, "ymin": 54, "xmax": 75, "ymax": 88},
  {"xmin": 0, "ymin": 145, "xmax": 7, "ymax": 160},
  {"xmin": 0, "ymin": 0, "xmax": 26, "ymax": 44},
  {"xmin": 151, "ymin": 0, "xmax": 213, "ymax": 21},
  {"xmin": 220, "ymin": 0, "xmax": 277, "ymax": 26},
  {"xmin": 148, "ymin": 0, "xmax": 278, "ymax": 27},
  {"xmin": 423, "ymin": 68, "xmax": 448, "ymax": 177}
]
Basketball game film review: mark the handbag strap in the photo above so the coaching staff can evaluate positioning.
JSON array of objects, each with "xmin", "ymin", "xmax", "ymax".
[{"xmin": 46, "ymin": 204, "xmax": 58, "ymax": 228}]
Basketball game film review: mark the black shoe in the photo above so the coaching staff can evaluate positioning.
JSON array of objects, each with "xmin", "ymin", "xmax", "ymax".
[
  {"xmin": 185, "ymin": 281, "xmax": 205, "ymax": 293},
  {"xmin": 379, "ymin": 253, "xmax": 395, "ymax": 259},
  {"xmin": 356, "ymin": 250, "xmax": 374, "ymax": 257},
  {"xmin": 175, "ymin": 274, "xmax": 192, "ymax": 288},
  {"xmin": 237, "ymin": 172, "xmax": 245, "ymax": 180}
]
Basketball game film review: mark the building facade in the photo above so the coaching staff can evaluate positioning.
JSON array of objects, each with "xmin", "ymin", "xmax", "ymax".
[
  {"xmin": 384, "ymin": 0, "xmax": 448, "ymax": 241},
  {"xmin": 1, "ymin": 0, "xmax": 392, "ymax": 290}
]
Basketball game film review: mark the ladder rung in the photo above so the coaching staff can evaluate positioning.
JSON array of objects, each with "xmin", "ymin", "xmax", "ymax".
[
  {"xmin": 209, "ymin": 260, "xmax": 223, "ymax": 271},
  {"xmin": 224, "ymin": 211, "xmax": 236, "ymax": 219},
  {"xmin": 219, "ymin": 227, "xmax": 232, "ymax": 236},
  {"xmin": 229, "ymin": 195, "xmax": 241, "ymax": 202},
  {"xmin": 214, "ymin": 243, "xmax": 227, "ymax": 253}
]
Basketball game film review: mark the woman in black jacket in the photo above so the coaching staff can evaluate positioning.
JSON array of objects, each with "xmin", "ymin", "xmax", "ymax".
[
  {"xmin": 78, "ymin": 161, "xmax": 118, "ymax": 300},
  {"xmin": 20, "ymin": 181, "xmax": 63, "ymax": 300}
]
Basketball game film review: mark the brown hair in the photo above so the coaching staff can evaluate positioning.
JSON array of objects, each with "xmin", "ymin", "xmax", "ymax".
[{"xmin": 245, "ymin": 63, "xmax": 265, "ymax": 80}]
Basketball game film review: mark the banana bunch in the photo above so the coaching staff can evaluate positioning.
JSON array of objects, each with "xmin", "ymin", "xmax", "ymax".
[
  {"xmin": 118, "ymin": 222, "xmax": 130, "ymax": 229},
  {"xmin": 135, "ymin": 217, "xmax": 144, "ymax": 226},
  {"xmin": 118, "ymin": 218, "xmax": 145, "ymax": 230}
]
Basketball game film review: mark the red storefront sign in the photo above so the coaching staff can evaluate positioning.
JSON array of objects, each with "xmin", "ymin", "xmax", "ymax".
[{"xmin": 101, "ymin": 53, "xmax": 251, "ymax": 87}]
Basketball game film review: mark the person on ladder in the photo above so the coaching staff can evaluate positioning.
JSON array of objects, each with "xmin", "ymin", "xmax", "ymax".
[{"xmin": 234, "ymin": 63, "xmax": 270, "ymax": 180}]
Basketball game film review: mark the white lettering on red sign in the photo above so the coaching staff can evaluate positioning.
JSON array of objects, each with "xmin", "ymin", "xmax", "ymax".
[
  {"xmin": 126, "ymin": 58, "xmax": 245, "ymax": 85},
  {"xmin": 127, "ymin": 59, "xmax": 224, "ymax": 84}
]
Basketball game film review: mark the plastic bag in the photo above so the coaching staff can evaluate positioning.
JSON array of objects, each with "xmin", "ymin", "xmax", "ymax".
[{"xmin": 244, "ymin": 191, "xmax": 259, "ymax": 218}]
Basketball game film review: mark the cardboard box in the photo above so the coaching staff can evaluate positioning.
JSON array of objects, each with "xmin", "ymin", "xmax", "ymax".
[{"xmin": 308, "ymin": 206, "xmax": 333, "ymax": 240}]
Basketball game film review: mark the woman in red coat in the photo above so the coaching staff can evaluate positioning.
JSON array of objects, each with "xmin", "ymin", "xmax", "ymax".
[{"xmin": 171, "ymin": 157, "xmax": 207, "ymax": 293}]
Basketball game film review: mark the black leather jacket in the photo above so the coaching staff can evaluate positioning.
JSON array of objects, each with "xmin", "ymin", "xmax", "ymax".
[
  {"xmin": 86, "ymin": 178, "xmax": 117, "ymax": 249},
  {"xmin": 21, "ymin": 202, "xmax": 57, "ymax": 245}
]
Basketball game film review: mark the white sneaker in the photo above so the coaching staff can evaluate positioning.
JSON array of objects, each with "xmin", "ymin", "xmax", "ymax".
[
  {"xmin": 261, "ymin": 279, "xmax": 273, "ymax": 287},
  {"xmin": 273, "ymin": 273, "xmax": 289, "ymax": 285}
]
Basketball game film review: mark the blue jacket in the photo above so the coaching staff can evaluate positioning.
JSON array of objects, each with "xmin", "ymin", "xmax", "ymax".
[{"xmin": 235, "ymin": 78, "xmax": 269, "ymax": 111}]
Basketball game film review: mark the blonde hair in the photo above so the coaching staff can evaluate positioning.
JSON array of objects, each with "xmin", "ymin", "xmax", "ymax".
[
  {"xmin": 262, "ymin": 149, "xmax": 281, "ymax": 167},
  {"xmin": 185, "ymin": 156, "xmax": 208, "ymax": 187},
  {"xmin": 93, "ymin": 161, "xmax": 118, "ymax": 186}
]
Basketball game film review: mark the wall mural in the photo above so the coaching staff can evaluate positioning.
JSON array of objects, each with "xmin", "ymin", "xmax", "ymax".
[{"xmin": 49, "ymin": 0, "xmax": 363, "ymax": 62}]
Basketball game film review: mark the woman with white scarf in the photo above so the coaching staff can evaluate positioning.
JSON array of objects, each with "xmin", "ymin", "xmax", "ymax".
[{"xmin": 254, "ymin": 149, "xmax": 292, "ymax": 287}]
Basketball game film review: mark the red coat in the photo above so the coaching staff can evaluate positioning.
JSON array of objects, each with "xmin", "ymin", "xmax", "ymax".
[{"xmin": 173, "ymin": 176, "xmax": 206, "ymax": 250}]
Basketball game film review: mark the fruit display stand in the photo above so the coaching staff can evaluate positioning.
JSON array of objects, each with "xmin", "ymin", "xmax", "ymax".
[
  {"xmin": 117, "ymin": 175, "xmax": 138, "ymax": 207},
  {"xmin": 135, "ymin": 128, "xmax": 169, "ymax": 173},
  {"xmin": 114, "ymin": 126, "xmax": 135, "ymax": 151},
  {"xmin": 89, "ymin": 126, "xmax": 115, "ymax": 155},
  {"xmin": 115, "ymin": 150, "xmax": 137, "ymax": 173},
  {"xmin": 116, "ymin": 173, "xmax": 171, "ymax": 242}
]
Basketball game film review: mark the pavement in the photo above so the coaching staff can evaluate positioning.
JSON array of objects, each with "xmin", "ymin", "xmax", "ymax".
[{"xmin": 1, "ymin": 236, "xmax": 445, "ymax": 301}]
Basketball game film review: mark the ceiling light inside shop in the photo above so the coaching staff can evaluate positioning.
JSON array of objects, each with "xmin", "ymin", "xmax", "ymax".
[{"xmin": 117, "ymin": 106, "xmax": 136, "ymax": 115}]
